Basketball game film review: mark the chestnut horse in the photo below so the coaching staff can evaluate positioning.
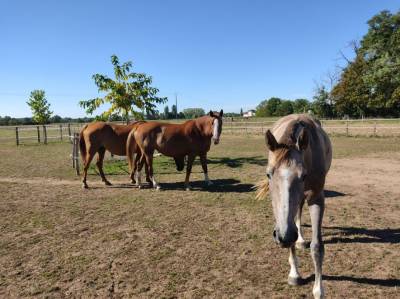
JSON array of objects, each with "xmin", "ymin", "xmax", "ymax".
[
  {"xmin": 257, "ymin": 114, "xmax": 332, "ymax": 299},
  {"xmin": 79, "ymin": 121, "xmax": 148, "ymax": 188},
  {"xmin": 126, "ymin": 110, "xmax": 223, "ymax": 190}
]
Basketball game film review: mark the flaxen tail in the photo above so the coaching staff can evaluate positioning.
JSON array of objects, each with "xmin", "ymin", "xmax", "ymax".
[{"xmin": 79, "ymin": 124, "xmax": 88, "ymax": 164}]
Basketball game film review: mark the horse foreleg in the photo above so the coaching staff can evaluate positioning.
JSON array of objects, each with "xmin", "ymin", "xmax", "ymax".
[
  {"xmin": 309, "ymin": 193, "xmax": 325, "ymax": 299},
  {"xmin": 97, "ymin": 147, "xmax": 111, "ymax": 186},
  {"xmin": 288, "ymin": 245, "xmax": 302, "ymax": 286},
  {"xmin": 200, "ymin": 154, "xmax": 213, "ymax": 186},
  {"xmin": 296, "ymin": 198, "xmax": 306, "ymax": 249},
  {"xmin": 184, "ymin": 154, "xmax": 196, "ymax": 191}
]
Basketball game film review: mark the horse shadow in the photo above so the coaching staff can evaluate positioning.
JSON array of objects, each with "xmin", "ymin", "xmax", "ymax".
[
  {"xmin": 158, "ymin": 178, "xmax": 255, "ymax": 193},
  {"xmin": 302, "ymin": 274, "xmax": 400, "ymax": 287},
  {"xmin": 324, "ymin": 190, "xmax": 346, "ymax": 198},
  {"xmin": 205, "ymin": 156, "xmax": 267, "ymax": 168}
]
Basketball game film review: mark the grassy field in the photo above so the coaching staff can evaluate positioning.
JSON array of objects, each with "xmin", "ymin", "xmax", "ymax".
[{"xmin": 0, "ymin": 134, "xmax": 399, "ymax": 298}]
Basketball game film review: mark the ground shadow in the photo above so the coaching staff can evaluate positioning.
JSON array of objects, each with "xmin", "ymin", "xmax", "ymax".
[
  {"xmin": 302, "ymin": 274, "xmax": 400, "ymax": 287},
  {"xmin": 206, "ymin": 156, "xmax": 267, "ymax": 168},
  {"xmin": 159, "ymin": 178, "xmax": 255, "ymax": 193},
  {"xmin": 324, "ymin": 190, "xmax": 346, "ymax": 198}
]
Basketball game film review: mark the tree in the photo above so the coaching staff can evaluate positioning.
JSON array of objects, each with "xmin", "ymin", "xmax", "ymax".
[
  {"xmin": 171, "ymin": 104, "xmax": 177, "ymax": 119},
  {"xmin": 27, "ymin": 90, "xmax": 52, "ymax": 124},
  {"xmin": 182, "ymin": 108, "xmax": 205, "ymax": 119},
  {"xmin": 255, "ymin": 97, "xmax": 283, "ymax": 117},
  {"xmin": 293, "ymin": 99, "xmax": 310, "ymax": 113},
  {"xmin": 275, "ymin": 100, "xmax": 294, "ymax": 116},
  {"xmin": 163, "ymin": 105, "xmax": 170, "ymax": 119},
  {"xmin": 79, "ymin": 55, "xmax": 167, "ymax": 123},
  {"xmin": 312, "ymin": 86, "xmax": 335, "ymax": 118},
  {"xmin": 240, "ymin": 108, "xmax": 243, "ymax": 116}
]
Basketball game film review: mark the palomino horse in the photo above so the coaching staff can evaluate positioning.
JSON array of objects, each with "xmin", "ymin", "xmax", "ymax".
[
  {"xmin": 258, "ymin": 114, "xmax": 332, "ymax": 299},
  {"xmin": 126, "ymin": 110, "xmax": 223, "ymax": 190},
  {"xmin": 79, "ymin": 121, "xmax": 148, "ymax": 188}
]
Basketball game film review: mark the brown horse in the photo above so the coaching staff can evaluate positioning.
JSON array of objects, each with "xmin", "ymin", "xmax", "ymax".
[
  {"xmin": 257, "ymin": 114, "xmax": 332, "ymax": 299},
  {"xmin": 79, "ymin": 121, "xmax": 148, "ymax": 188},
  {"xmin": 126, "ymin": 110, "xmax": 223, "ymax": 190}
]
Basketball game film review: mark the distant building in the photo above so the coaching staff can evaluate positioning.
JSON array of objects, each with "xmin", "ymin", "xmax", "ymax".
[{"xmin": 243, "ymin": 110, "xmax": 256, "ymax": 118}]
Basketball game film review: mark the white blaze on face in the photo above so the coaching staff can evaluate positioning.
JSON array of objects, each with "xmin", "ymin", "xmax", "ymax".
[
  {"xmin": 213, "ymin": 118, "xmax": 220, "ymax": 143},
  {"xmin": 278, "ymin": 167, "xmax": 291, "ymax": 233}
]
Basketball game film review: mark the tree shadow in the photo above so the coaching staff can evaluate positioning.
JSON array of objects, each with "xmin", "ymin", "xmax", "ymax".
[
  {"xmin": 205, "ymin": 156, "xmax": 267, "ymax": 168},
  {"xmin": 159, "ymin": 178, "xmax": 255, "ymax": 193},
  {"xmin": 302, "ymin": 274, "xmax": 400, "ymax": 287},
  {"xmin": 323, "ymin": 226, "xmax": 400, "ymax": 244}
]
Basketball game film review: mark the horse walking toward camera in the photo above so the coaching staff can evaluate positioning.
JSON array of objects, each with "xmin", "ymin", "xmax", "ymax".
[
  {"xmin": 79, "ymin": 121, "xmax": 148, "ymax": 188},
  {"xmin": 126, "ymin": 110, "xmax": 223, "ymax": 190},
  {"xmin": 257, "ymin": 114, "xmax": 332, "ymax": 299}
]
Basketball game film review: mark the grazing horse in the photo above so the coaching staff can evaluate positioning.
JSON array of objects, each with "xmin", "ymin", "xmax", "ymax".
[
  {"xmin": 258, "ymin": 114, "xmax": 332, "ymax": 299},
  {"xmin": 79, "ymin": 121, "xmax": 148, "ymax": 188},
  {"xmin": 126, "ymin": 110, "xmax": 223, "ymax": 190}
]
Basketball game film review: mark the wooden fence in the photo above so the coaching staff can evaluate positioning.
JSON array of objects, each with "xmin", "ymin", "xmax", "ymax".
[{"xmin": 0, "ymin": 119, "xmax": 399, "ymax": 146}]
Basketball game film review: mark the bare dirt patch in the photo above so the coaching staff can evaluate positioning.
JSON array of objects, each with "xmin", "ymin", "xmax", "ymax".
[{"xmin": 0, "ymin": 136, "xmax": 399, "ymax": 298}]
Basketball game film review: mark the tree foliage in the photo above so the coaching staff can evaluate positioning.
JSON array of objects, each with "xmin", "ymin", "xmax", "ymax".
[
  {"xmin": 27, "ymin": 90, "xmax": 53, "ymax": 124},
  {"xmin": 182, "ymin": 108, "xmax": 205, "ymax": 119},
  {"xmin": 79, "ymin": 55, "xmax": 167, "ymax": 122},
  {"xmin": 332, "ymin": 10, "xmax": 400, "ymax": 117}
]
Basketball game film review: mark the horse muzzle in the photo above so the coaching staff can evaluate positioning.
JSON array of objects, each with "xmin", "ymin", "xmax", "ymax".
[{"xmin": 273, "ymin": 228, "xmax": 298, "ymax": 248}]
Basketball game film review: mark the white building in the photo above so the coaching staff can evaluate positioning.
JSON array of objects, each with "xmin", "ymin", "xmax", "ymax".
[{"xmin": 243, "ymin": 110, "xmax": 256, "ymax": 118}]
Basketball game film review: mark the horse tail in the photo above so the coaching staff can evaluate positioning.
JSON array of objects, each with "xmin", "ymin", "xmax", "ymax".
[
  {"xmin": 126, "ymin": 130, "xmax": 137, "ymax": 172},
  {"xmin": 79, "ymin": 124, "xmax": 88, "ymax": 164}
]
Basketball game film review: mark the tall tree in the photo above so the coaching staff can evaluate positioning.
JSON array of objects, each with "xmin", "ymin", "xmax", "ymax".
[
  {"xmin": 163, "ymin": 105, "xmax": 170, "ymax": 119},
  {"xmin": 27, "ymin": 90, "xmax": 52, "ymax": 124},
  {"xmin": 79, "ymin": 55, "xmax": 167, "ymax": 123},
  {"xmin": 171, "ymin": 104, "xmax": 177, "ymax": 119}
]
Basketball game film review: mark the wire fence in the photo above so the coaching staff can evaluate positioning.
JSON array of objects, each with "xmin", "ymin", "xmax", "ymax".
[{"xmin": 0, "ymin": 118, "xmax": 399, "ymax": 146}]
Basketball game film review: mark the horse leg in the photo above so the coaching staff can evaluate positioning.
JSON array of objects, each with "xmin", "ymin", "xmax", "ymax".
[
  {"xmin": 130, "ymin": 153, "xmax": 140, "ymax": 184},
  {"xmin": 144, "ymin": 152, "xmax": 160, "ymax": 190},
  {"xmin": 288, "ymin": 244, "xmax": 303, "ymax": 286},
  {"xmin": 96, "ymin": 147, "xmax": 111, "ymax": 186},
  {"xmin": 200, "ymin": 154, "xmax": 213, "ymax": 186},
  {"xmin": 82, "ymin": 148, "xmax": 96, "ymax": 189},
  {"xmin": 296, "ymin": 198, "xmax": 306, "ymax": 249},
  {"xmin": 309, "ymin": 193, "xmax": 325, "ymax": 299},
  {"xmin": 184, "ymin": 154, "xmax": 196, "ymax": 191},
  {"xmin": 135, "ymin": 155, "xmax": 145, "ymax": 188}
]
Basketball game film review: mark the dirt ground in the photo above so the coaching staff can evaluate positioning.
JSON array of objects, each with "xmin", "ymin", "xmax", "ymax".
[{"xmin": 0, "ymin": 135, "xmax": 399, "ymax": 298}]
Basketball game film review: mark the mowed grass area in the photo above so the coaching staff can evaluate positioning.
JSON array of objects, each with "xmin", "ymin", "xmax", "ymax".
[{"xmin": 0, "ymin": 134, "xmax": 399, "ymax": 298}]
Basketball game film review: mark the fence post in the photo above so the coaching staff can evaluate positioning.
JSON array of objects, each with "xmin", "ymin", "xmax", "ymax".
[
  {"xmin": 346, "ymin": 120, "xmax": 349, "ymax": 137},
  {"xmin": 68, "ymin": 123, "xmax": 72, "ymax": 143},
  {"xmin": 37, "ymin": 126, "xmax": 40, "ymax": 143},
  {"xmin": 15, "ymin": 127, "xmax": 19, "ymax": 146},
  {"xmin": 43, "ymin": 125, "xmax": 48, "ymax": 144},
  {"xmin": 74, "ymin": 133, "xmax": 80, "ymax": 175},
  {"xmin": 72, "ymin": 136, "xmax": 76, "ymax": 169},
  {"xmin": 374, "ymin": 121, "xmax": 377, "ymax": 137},
  {"xmin": 59, "ymin": 124, "xmax": 63, "ymax": 141}
]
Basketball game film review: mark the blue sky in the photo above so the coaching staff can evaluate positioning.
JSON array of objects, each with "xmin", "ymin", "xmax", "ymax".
[{"xmin": 0, "ymin": 0, "xmax": 398, "ymax": 118}]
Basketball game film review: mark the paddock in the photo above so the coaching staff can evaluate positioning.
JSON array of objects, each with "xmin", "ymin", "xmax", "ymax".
[{"xmin": 0, "ymin": 134, "xmax": 399, "ymax": 298}]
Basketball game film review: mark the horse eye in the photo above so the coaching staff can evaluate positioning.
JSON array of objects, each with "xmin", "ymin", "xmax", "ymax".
[{"xmin": 266, "ymin": 172, "xmax": 272, "ymax": 180}]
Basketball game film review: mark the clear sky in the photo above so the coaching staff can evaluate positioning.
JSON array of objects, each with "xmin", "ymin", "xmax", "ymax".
[{"xmin": 0, "ymin": 0, "xmax": 398, "ymax": 118}]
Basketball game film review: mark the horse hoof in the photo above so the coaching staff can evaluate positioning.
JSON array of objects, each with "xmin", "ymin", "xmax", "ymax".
[
  {"xmin": 155, "ymin": 185, "xmax": 161, "ymax": 191},
  {"xmin": 104, "ymin": 181, "xmax": 112, "ymax": 186},
  {"xmin": 288, "ymin": 276, "xmax": 304, "ymax": 286},
  {"xmin": 185, "ymin": 186, "xmax": 191, "ymax": 191},
  {"xmin": 296, "ymin": 241, "xmax": 309, "ymax": 250},
  {"xmin": 82, "ymin": 183, "xmax": 89, "ymax": 189},
  {"xmin": 137, "ymin": 185, "xmax": 142, "ymax": 189}
]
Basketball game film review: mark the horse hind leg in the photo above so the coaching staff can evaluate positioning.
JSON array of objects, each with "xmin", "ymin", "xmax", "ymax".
[
  {"xmin": 97, "ymin": 147, "xmax": 111, "ymax": 186},
  {"xmin": 82, "ymin": 148, "xmax": 96, "ymax": 189},
  {"xmin": 145, "ymin": 153, "xmax": 160, "ymax": 190},
  {"xmin": 309, "ymin": 193, "xmax": 325, "ymax": 299}
]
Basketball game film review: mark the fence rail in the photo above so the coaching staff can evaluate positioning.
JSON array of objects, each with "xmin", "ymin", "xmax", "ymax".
[{"xmin": 0, "ymin": 119, "xmax": 399, "ymax": 145}]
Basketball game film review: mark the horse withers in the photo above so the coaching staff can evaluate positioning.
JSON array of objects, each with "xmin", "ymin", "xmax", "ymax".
[
  {"xmin": 126, "ymin": 110, "xmax": 223, "ymax": 190},
  {"xmin": 79, "ymin": 121, "xmax": 148, "ymax": 188},
  {"xmin": 258, "ymin": 114, "xmax": 332, "ymax": 299}
]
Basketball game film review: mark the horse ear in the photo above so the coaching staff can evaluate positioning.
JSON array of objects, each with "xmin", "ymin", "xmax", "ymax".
[
  {"xmin": 219, "ymin": 109, "xmax": 223, "ymax": 117},
  {"xmin": 265, "ymin": 130, "xmax": 278, "ymax": 151},
  {"xmin": 209, "ymin": 110, "xmax": 214, "ymax": 117},
  {"xmin": 297, "ymin": 129, "xmax": 308, "ymax": 151}
]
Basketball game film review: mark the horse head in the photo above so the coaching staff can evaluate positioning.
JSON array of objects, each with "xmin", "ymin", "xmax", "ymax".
[
  {"xmin": 209, "ymin": 109, "xmax": 223, "ymax": 145},
  {"xmin": 265, "ymin": 124, "xmax": 309, "ymax": 248}
]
